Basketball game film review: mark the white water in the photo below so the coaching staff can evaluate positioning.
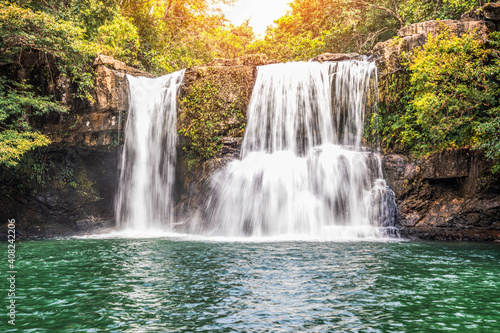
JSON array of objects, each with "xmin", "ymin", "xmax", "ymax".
[
  {"xmin": 115, "ymin": 71, "xmax": 185, "ymax": 231},
  {"xmin": 196, "ymin": 61, "xmax": 397, "ymax": 238}
]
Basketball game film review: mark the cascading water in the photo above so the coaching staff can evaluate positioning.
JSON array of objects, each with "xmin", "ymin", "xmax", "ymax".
[
  {"xmin": 197, "ymin": 61, "xmax": 397, "ymax": 239},
  {"xmin": 115, "ymin": 71, "xmax": 185, "ymax": 231}
]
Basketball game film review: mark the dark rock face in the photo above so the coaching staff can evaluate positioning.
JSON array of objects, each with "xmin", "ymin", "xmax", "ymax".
[
  {"xmin": 0, "ymin": 148, "xmax": 120, "ymax": 238},
  {"xmin": 174, "ymin": 145, "xmax": 240, "ymax": 228},
  {"xmin": 383, "ymin": 149, "xmax": 500, "ymax": 241}
]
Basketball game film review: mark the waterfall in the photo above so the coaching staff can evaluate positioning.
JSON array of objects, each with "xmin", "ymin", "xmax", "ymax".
[
  {"xmin": 197, "ymin": 61, "xmax": 397, "ymax": 239},
  {"xmin": 115, "ymin": 71, "xmax": 185, "ymax": 231}
]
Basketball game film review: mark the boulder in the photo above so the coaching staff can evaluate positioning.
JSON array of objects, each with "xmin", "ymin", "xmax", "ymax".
[
  {"xmin": 374, "ymin": 14, "xmax": 496, "ymax": 77},
  {"xmin": 397, "ymin": 19, "xmax": 494, "ymax": 51},
  {"xmin": 93, "ymin": 54, "xmax": 152, "ymax": 77},
  {"xmin": 383, "ymin": 149, "xmax": 500, "ymax": 241},
  {"xmin": 93, "ymin": 54, "xmax": 128, "ymax": 71},
  {"xmin": 461, "ymin": 3, "xmax": 500, "ymax": 22},
  {"xmin": 76, "ymin": 219, "xmax": 92, "ymax": 231},
  {"xmin": 397, "ymin": 19, "xmax": 493, "ymax": 38},
  {"xmin": 93, "ymin": 65, "xmax": 129, "ymax": 113}
]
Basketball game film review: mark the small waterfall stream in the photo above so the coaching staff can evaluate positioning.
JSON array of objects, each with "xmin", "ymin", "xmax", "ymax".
[
  {"xmin": 115, "ymin": 71, "xmax": 185, "ymax": 231},
  {"xmin": 196, "ymin": 61, "xmax": 396, "ymax": 238}
]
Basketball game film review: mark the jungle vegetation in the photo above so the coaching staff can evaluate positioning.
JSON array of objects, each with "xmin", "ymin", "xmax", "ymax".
[{"xmin": 0, "ymin": 0, "xmax": 498, "ymax": 170}]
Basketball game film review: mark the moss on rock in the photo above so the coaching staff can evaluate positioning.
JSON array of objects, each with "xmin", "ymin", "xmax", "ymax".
[{"xmin": 179, "ymin": 65, "xmax": 255, "ymax": 161}]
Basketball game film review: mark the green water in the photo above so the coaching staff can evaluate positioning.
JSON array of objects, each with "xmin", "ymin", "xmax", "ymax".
[{"xmin": 2, "ymin": 238, "xmax": 500, "ymax": 332}]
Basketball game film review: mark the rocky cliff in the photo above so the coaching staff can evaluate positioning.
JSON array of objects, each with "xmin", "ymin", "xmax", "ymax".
[
  {"xmin": 4, "ymin": 4, "xmax": 500, "ymax": 240},
  {"xmin": 384, "ymin": 150, "xmax": 500, "ymax": 240},
  {"xmin": 0, "ymin": 55, "xmax": 147, "ymax": 237},
  {"xmin": 373, "ymin": 3, "xmax": 500, "ymax": 241}
]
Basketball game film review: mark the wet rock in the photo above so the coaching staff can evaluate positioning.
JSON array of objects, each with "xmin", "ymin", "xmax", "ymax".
[
  {"xmin": 383, "ymin": 149, "xmax": 500, "ymax": 241},
  {"xmin": 220, "ymin": 137, "xmax": 243, "ymax": 157},
  {"xmin": 383, "ymin": 154, "xmax": 409, "ymax": 198},
  {"xmin": 311, "ymin": 53, "xmax": 362, "ymax": 62},
  {"xmin": 76, "ymin": 219, "xmax": 93, "ymax": 230},
  {"xmin": 174, "ymin": 154, "xmax": 238, "ymax": 228}
]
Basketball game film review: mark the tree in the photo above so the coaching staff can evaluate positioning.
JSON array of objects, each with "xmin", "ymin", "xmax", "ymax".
[
  {"xmin": 249, "ymin": 0, "xmax": 493, "ymax": 62},
  {"xmin": 0, "ymin": 2, "xmax": 96, "ymax": 166}
]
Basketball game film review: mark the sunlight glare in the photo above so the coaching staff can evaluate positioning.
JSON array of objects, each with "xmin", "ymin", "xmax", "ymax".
[{"xmin": 222, "ymin": 0, "xmax": 291, "ymax": 37}]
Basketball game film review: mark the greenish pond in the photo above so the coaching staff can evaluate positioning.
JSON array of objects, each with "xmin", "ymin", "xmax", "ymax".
[{"xmin": 2, "ymin": 238, "xmax": 500, "ymax": 332}]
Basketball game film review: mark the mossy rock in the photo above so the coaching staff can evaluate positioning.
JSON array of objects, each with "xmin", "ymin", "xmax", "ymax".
[{"xmin": 179, "ymin": 65, "xmax": 256, "ymax": 161}]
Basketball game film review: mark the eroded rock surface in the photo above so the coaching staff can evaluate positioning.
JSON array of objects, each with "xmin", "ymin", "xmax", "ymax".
[{"xmin": 384, "ymin": 149, "xmax": 500, "ymax": 241}]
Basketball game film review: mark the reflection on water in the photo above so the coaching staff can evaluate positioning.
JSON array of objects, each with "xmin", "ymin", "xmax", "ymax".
[{"xmin": 6, "ymin": 239, "xmax": 500, "ymax": 332}]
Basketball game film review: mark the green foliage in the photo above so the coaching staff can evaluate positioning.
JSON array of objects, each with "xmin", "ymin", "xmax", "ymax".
[
  {"xmin": 374, "ymin": 28, "xmax": 500, "ymax": 172},
  {"xmin": 0, "ymin": 2, "xmax": 94, "ymax": 165},
  {"xmin": 0, "ymin": 75, "xmax": 68, "ymax": 167},
  {"xmin": 250, "ymin": 0, "xmax": 492, "ymax": 62},
  {"xmin": 179, "ymin": 68, "xmax": 249, "ymax": 161},
  {"xmin": 403, "ymin": 28, "xmax": 498, "ymax": 153},
  {"xmin": 180, "ymin": 82, "xmax": 227, "ymax": 160},
  {"xmin": 0, "ymin": 130, "xmax": 50, "ymax": 167},
  {"xmin": 248, "ymin": 0, "xmax": 399, "ymax": 61},
  {"xmin": 0, "ymin": 1, "xmax": 99, "ymax": 104},
  {"xmin": 0, "ymin": 77, "xmax": 67, "ymax": 123},
  {"xmin": 95, "ymin": 15, "xmax": 141, "ymax": 67},
  {"xmin": 10, "ymin": 0, "xmax": 119, "ymax": 38},
  {"xmin": 476, "ymin": 110, "xmax": 500, "ymax": 173},
  {"xmin": 119, "ymin": 0, "xmax": 241, "ymax": 73},
  {"xmin": 202, "ymin": 22, "xmax": 255, "ymax": 59},
  {"xmin": 399, "ymin": 0, "xmax": 482, "ymax": 24}
]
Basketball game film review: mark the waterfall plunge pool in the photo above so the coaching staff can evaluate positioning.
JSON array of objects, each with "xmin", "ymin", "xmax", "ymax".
[{"xmin": 5, "ymin": 238, "xmax": 500, "ymax": 332}]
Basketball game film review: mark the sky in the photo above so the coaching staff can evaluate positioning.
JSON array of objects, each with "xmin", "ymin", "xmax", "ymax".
[{"xmin": 222, "ymin": 0, "xmax": 291, "ymax": 37}]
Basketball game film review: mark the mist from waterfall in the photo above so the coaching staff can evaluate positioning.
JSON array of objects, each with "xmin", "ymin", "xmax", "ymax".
[
  {"xmin": 115, "ymin": 71, "xmax": 185, "ymax": 231},
  {"xmin": 196, "ymin": 61, "xmax": 397, "ymax": 239}
]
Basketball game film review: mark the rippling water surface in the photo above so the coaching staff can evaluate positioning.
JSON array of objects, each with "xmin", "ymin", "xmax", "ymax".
[{"xmin": 3, "ymin": 238, "xmax": 500, "ymax": 332}]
